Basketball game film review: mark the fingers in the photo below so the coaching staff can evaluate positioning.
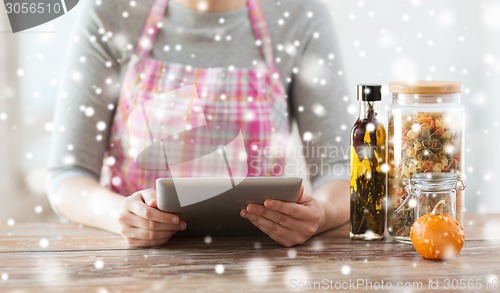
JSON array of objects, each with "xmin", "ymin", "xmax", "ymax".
[
  {"xmin": 263, "ymin": 198, "xmax": 311, "ymax": 221},
  {"xmin": 245, "ymin": 204, "xmax": 306, "ymax": 233},
  {"xmin": 127, "ymin": 193, "xmax": 180, "ymax": 224},
  {"xmin": 119, "ymin": 211, "xmax": 187, "ymax": 231},
  {"xmin": 119, "ymin": 190, "xmax": 186, "ymax": 248},
  {"xmin": 140, "ymin": 189, "xmax": 157, "ymax": 207},
  {"xmin": 240, "ymin": 209, "xmax": 301, "ymax": 247},
  {"xmin": 297, "ymin": 185, "xmax": 305, "ymax": 203}
]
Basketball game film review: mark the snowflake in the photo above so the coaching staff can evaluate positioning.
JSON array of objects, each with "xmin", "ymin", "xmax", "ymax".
[
  {"xmin": 287, "ymin": 249, "xmax": 297, "ymax": 258},
  {"xmin": 311, "ymin": 240, "xmax": 323, "ymax": 250},
  {"xmin": 94, "ymin": 260, "xmax": 104, "ymax": 269},
  {"xmin": 347, "ymin": 104, "xmax": 356, "ymax": 115},
  {"xmin": 197, "ymin": 2, "xmax": 208, "ymax": 11},
  {"xmin": 85, "ymin": 107, "xmax": 95, "ymax": 117},
  {"xmin": 245, "ymin": 259, "xmax": 271, "ymax": 284},
  {"xmin": 303, "ymin": 132, "xmax": 313, "ymax": 142},
  {"xmin": 96, "ymin": 121, "xmax": 107, "ymax": 131},
  {"xmin": 35, "ymin": 206, "xmax": 43, "ymax": 214},
  {"xmin": 140, "ymin": 37, "xmax": 151, "ymax": 49},
  {"xmin": 6, "ymin": 218, "xmax": 15, "ymax": 227},
  {"xmin": 284, "ymin": 267, "xmax": 309, "ymax": 286},
  {"xmin": 39, "ymin": 238, "xmax": 49, "ymax": 248},
  {"xmin": 409, "ymin": 198, "xmax": 417, "ymax": 208},
  {"xmin": 63, "ymin": 155, "xmax": 75, "ymax": 165},
  {"xmin": 1, "ymin": 273, "xmax": 8, "ymax": 281},
  {"xmin": 366, "ymin": 123, "xmax": 376, "ymax": 132},
  {"xmin": 96, "ymin": 288, "xmax": 110, "ymax": 293},
  {"xmin": 71, "ymin": 71, "xmax": 82, "ymax": 82},
  {"xmin": 204, "ymin": 236, "xmax": 212, "ymax": 244},
  {"xmin": 341, "ymin": 265, "xmax": 351, "ymax": 275},
  {"xmin": 312, "ymin": 103, "xmax": 326, "ymax": 117},
  {"xmin": 111, "ymin": 176, "xmax": 121, "ymax": 186},
  {"xmin": 214, "ymin": 264, "xmax": 225, "ymax": 274}
]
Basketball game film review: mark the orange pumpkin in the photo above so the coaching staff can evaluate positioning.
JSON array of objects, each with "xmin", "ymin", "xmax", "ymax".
[{"xmin": 410, "ymin": 200, "xmax": 465, "ymax": 260}]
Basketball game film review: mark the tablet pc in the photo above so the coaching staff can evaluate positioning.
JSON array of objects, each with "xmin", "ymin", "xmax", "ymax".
[{"xmin": 156, "ymin": 177, "xmax": 303, "ymax": 236}]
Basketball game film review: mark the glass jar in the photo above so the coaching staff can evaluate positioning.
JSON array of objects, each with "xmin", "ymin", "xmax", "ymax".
[
  {"xmin": 397, "ymin": 173, "xmax": 465, "ymax": 225},
  {"xmin": 387, "ymin": 81, "xmax": 465, "ymax": 243}
]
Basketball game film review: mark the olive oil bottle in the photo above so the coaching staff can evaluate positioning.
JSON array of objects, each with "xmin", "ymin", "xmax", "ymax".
[{"xmin": 350, "ymin": 85, "xmax": 386, "ymax": 240}]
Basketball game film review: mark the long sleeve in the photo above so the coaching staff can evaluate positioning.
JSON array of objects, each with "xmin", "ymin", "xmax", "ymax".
[
  {"xmin": 46, "ymin": 0, "xmax": 128, "ymax": 205},
  {"xmin": 288, "ymin": 3, "xmax": 351, "ymax": 189}
]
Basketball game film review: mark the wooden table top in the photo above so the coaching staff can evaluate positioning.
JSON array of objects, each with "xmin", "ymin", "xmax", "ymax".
[{"xmin": 1, "ymin": 213, "xmax": 499, "ymax": 292}]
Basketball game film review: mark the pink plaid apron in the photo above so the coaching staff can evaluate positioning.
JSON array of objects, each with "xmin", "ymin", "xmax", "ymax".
[{"xmin": 104, "ymin": 0, "xmax": 289, "ymax": 195}]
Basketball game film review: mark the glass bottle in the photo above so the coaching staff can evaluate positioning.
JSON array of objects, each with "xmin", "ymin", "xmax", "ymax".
[
  {"xmin": 387, "ymin": 81, "xmax": 465, "ymax": 243},
  {"xmin": 350, "ymin": 85, "xmax": 386, "ymax": 240}
]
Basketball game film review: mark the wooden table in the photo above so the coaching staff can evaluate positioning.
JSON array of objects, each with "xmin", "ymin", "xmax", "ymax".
[{"xmin": 1, "ymin": 213, "xmax": 499, "ymax": 292}]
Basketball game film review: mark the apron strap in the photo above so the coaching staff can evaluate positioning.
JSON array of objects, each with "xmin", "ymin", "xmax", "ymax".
[
  {"xmin": 135, "ymin": 0, "xmax": 278, "ymax": 72},
  {"xmin": 247, "ymin": 0, "xmax": 277, "ymax": 71},
  {"xmin": 134, "ymin": 0, "xmax": 170, "ymax": 58}
]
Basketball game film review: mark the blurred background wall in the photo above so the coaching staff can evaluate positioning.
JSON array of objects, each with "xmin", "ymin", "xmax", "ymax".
[{"xmin": 1, "ymin": 0, "xmax": 499, "ymax": 224}]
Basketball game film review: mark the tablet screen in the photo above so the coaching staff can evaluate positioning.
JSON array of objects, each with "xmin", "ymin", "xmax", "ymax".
[{"xmin": 156, "ymin": 177, "xmax": 303, "ymax": 236}]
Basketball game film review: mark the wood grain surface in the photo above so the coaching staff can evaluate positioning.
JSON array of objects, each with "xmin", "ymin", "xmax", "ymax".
[{"xmin": 0, "ymin": 213, "xmax": 499, "ymax": 292}]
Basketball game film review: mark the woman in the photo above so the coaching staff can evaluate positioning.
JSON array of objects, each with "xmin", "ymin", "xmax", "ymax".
[{"xmin": 47, "ymin": 0, "xmax": 350, "ymax": 247}]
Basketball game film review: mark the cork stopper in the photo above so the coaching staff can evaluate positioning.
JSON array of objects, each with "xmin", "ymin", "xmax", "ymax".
[{"xmin": 389, "ymin": 81, "xmax": 463, "ymax": 94}]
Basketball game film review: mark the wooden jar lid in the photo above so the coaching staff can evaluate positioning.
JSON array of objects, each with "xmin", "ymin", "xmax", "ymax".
[{"xmin": 389, "ymin": 81, "xmax": 463, "ymax": 94}]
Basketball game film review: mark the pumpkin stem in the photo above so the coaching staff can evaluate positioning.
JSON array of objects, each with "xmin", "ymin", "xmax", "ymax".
[{"xmin": 431, "ymin": 200, "xmax": 447, "ymax": 215}]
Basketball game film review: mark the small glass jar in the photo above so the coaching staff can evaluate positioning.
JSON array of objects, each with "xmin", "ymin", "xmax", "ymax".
[
  {"xmin": 397, "ymin": 173, "xmax": 465, "ymax": 228},
  {"xmin": 387, "ymin": 81, "xmax": 465, "ymax": 243}
]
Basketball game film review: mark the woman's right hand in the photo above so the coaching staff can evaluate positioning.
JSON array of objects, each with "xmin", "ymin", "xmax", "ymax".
[{"xmin": 118, "ymin": 189, "xmax": 187, "ymax": 247}]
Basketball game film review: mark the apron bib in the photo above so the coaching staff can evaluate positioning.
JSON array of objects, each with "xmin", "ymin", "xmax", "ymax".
[{"xmin": 104, "ymin": 0, "xmax": 289, "ymax": 195}]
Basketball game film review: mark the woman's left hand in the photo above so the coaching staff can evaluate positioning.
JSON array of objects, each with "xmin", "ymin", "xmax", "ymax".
[{"xmin": 240, "ymin": 187, "xmax": 324, "ymax": 247}]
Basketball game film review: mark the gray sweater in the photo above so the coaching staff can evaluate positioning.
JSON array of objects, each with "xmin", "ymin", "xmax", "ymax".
[{"xmin": 47, "ymin": 0, "xmax": 351, "ymax": 199}]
